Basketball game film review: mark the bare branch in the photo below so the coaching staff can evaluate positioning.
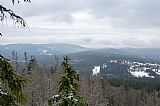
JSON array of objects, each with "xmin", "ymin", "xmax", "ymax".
[
  {"xmin": 0, "ymin": 0, "xmax": 31, "ymax": 36},
  {"xmin": 12, "ymin": 0, "xmax": 31, "ymax": 4},
  {"xmin": 0, "ymin": 4, "xmax": 27, "ymax": 28}
]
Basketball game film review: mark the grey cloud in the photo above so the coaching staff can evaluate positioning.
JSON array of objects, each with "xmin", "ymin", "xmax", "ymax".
[
  {"xmin": 48, "ymin": 13, "xmax": 73, "ymax": 24},
  {"xmin": 6, "ymin": 0, "xmax": 160, "ymax": 28},
  {"xmin": 1, "ymin": 0, "xmax": 160, "ymax": 48},
  {"xmin": 20, "ymin": 0, "xmax": 89, "ymax": 17},
  {"xmin": 79, "ymin": 37, "xmax": 92, "ymax": 44},
  {"xmin": 149, "ymin": 37, "xmax": 160, "ymax": 47},
  {"xmin": 90, "ymin": 0, "xmax": 160, "ymax": 28},
  {"xmin": 2, "ymin": 0, "xmax": 160, "ymax": 28},
  {"xmin": 121, "ymin": 37, "xmax": 145, "ymax": 47}
]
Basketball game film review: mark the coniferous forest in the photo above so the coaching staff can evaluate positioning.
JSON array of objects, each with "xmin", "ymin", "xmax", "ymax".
[{"xmin": 1, "ymin": 52, "xmax": 160, "ymax": 106}]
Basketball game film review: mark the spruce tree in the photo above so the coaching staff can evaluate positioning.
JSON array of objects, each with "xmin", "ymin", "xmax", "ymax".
[
  {"xmin": 0, "ymin": 55, "xmax": 28, "ymax": 106},
  {"xmin": 0, "ymin": 0, "xmax": 29, "ymax": 105},
  {"xmin": 48, "ymin": 56, "xmax": 87, "ymax": 106}
]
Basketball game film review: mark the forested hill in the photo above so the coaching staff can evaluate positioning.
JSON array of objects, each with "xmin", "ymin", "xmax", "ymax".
[
  {"xmin": 0, "ymin": 43, "xmax": 89, "ymax": 58},
  {"xmin": 1, "ymin": 43, "xmax": 160, "ymax": 58},
  {"xmin": 1, "ymin": 44, "xmax": 160, "ymax": 78}
]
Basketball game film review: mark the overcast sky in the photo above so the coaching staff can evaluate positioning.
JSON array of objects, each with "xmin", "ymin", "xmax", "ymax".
[{"xmin": 1, "ymin": 0, "xmax": 160, "ymax": 48}]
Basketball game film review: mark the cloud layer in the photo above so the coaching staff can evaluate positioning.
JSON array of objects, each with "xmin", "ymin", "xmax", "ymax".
[{"xmin": 1, "ymin": 0, "xmax": 160, "ymax": 48}]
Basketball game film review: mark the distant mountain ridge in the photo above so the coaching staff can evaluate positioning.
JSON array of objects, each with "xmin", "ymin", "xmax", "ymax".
[
  {"xmin": 1, "ymin": 43, "xmax": 160, "ymax": 61},
  {"xmin": 1, "ymin": 43, "xmax": 160, "ymax": 57},
  {"xmin": 0, "ymin": 43, "xmax": 89, "ymax": 58},
  {"xmin": 1, "ymin": 43, "xmax": 160, "ymax": 78},
  {"xmin": 83, "ymin": 47, "xmax": 160, "ymax": 57}
]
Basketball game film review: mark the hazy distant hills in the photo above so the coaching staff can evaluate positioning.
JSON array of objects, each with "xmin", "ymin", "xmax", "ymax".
[
  {"xmin": 0, "ymin": 43, "xmax": 89, "ymax": 58},
  {"xmin": 1, "ymin": 43, "xmax": 160, "ymax": 58},
  {"xmin": 1, "ymin": 43, "xmax": 160, "ymax": 78},
  {"xmin": 77, "ymin": 48, "xmax": 160, "ymax": 57},
  {"xmin": 1, "ymin": 43, "xmax": 160, "ymax": 65},
  {"xmin": 120, "ymin": 48, "xmax": 160, "ymax": 57}
]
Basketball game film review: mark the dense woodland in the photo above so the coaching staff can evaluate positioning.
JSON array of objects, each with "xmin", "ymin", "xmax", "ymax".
[{"xmin": 1, "ymin": 52, "xmax": 160, "ymax": 106}]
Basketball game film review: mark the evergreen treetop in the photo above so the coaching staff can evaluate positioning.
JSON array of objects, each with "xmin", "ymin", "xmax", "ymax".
[
  {"xmin": 0, "ymin": 54, "xmax": 28, "ymax": 106},
  {"xmin": 49, "ymin": 56, "xmax": 87, "ymax": 106}
]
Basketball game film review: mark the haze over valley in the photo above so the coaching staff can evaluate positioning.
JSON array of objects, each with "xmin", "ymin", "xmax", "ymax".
[{"xmin": 1, "ymin": 43, "xmax": 160, "ymax": 79}]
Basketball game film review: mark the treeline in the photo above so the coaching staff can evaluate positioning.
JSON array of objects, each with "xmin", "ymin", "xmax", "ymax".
[
  {"xmin": 105, "ymin": 77, "xmax": 160, "ymax": 92},
  {"xmin": 100, "ymin": 62, "xmax": 130, "ymax": 77}
]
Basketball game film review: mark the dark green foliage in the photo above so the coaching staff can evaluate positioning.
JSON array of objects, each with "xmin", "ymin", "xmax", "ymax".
[
  {"xmin": 0, "ymin": 54, "xmax": 28, "ymax": 105},
  {"xmin": 101, "ymin": 62, "xmax": 130, "ymax": 77},
  {"xmin": 49, "ymin": 56, "xmax": 87, "ymax": 106},
  {"xmin": 0, "ymin": 0, "xmax": 29, "ymax": 105},
  {"xmin": 0, "ymin": 94, "xmax": 15, "ymax": 106},
  {"xmin": 107, "ymin": 96, "xmax": 114, "ymax": 106},
  {"xmin": 105, "ymin": 77, "xmax": 160, "ymax": 92},
  {"xmin": 27, "ymin": 59, "xmax": 36, "ymax": 75}
]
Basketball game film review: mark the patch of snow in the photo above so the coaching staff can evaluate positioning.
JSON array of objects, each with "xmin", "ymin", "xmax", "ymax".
[
  {"xmin": 152, "ymin": 69, "xmax": 156, "ymax": 72},
  {"xmin": 150, "ymin": 76, "xmax": 155, "ymax": 78},
  {"xmin": 152, "ymin": 69, "xmax": 160, "ymax": 75},
  {"xmin": 156, "ymin": 72, "xmax": 160, "ymax": 75},
  {"xmin": 0, "ymin": 87, "xmax": 7, "ymax": 95},
  {"xmin": 67, "ymin": 95, "xmax": 78, "ymax": 103},
  {"xmin": 150, "ymin": 63, "xmax": 157, "ymax": 66},
  {"xmin": 110, "ymin": 60, "xmax": 118, "ymax": 63},
  {"xmin": 51, "ymin": 95, "xmax": 59, "ymax": 98},
  {"xmin": 129, "ymin": 71, "xmax": 149, "ymax": 78},
  {"xmin": 102, "ymin": 64, "xmax": 107, "ymax": 69},
  {"xmin": 50, "ymin": 95, "xmax": 59, "ymax": 104},
  {"xmin": 93, "ymin": 66, "xmax": 100, "ymax": 75},
  {"xmin": 40, "ymin": 50, "xmax": 52, "ymax": 55}
]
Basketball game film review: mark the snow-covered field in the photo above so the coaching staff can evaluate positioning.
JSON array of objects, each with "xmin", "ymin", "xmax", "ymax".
[
  {"xmin": 92, "ymin": 66, "xmax": 100, "ymax": 75},
  {"xmin": 92, "ymin": 59, "xmax": 160, "ymax": 78},
  {"xmin": 129, "ymin": 71, "xmax": 155, "ymax": 78}
]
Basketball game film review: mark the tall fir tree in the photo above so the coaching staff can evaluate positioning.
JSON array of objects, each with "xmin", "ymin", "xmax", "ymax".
[
  {"xmin": 0, "ymin": 54, "xmax": 28, "ymax": 106},
  {"xmin": 49, "ymin": 56, "xmax": 87, "ymax": 106},
  {"xmin": 0, "ymin": 0, "xmax": 30, "ymax": 105}
]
